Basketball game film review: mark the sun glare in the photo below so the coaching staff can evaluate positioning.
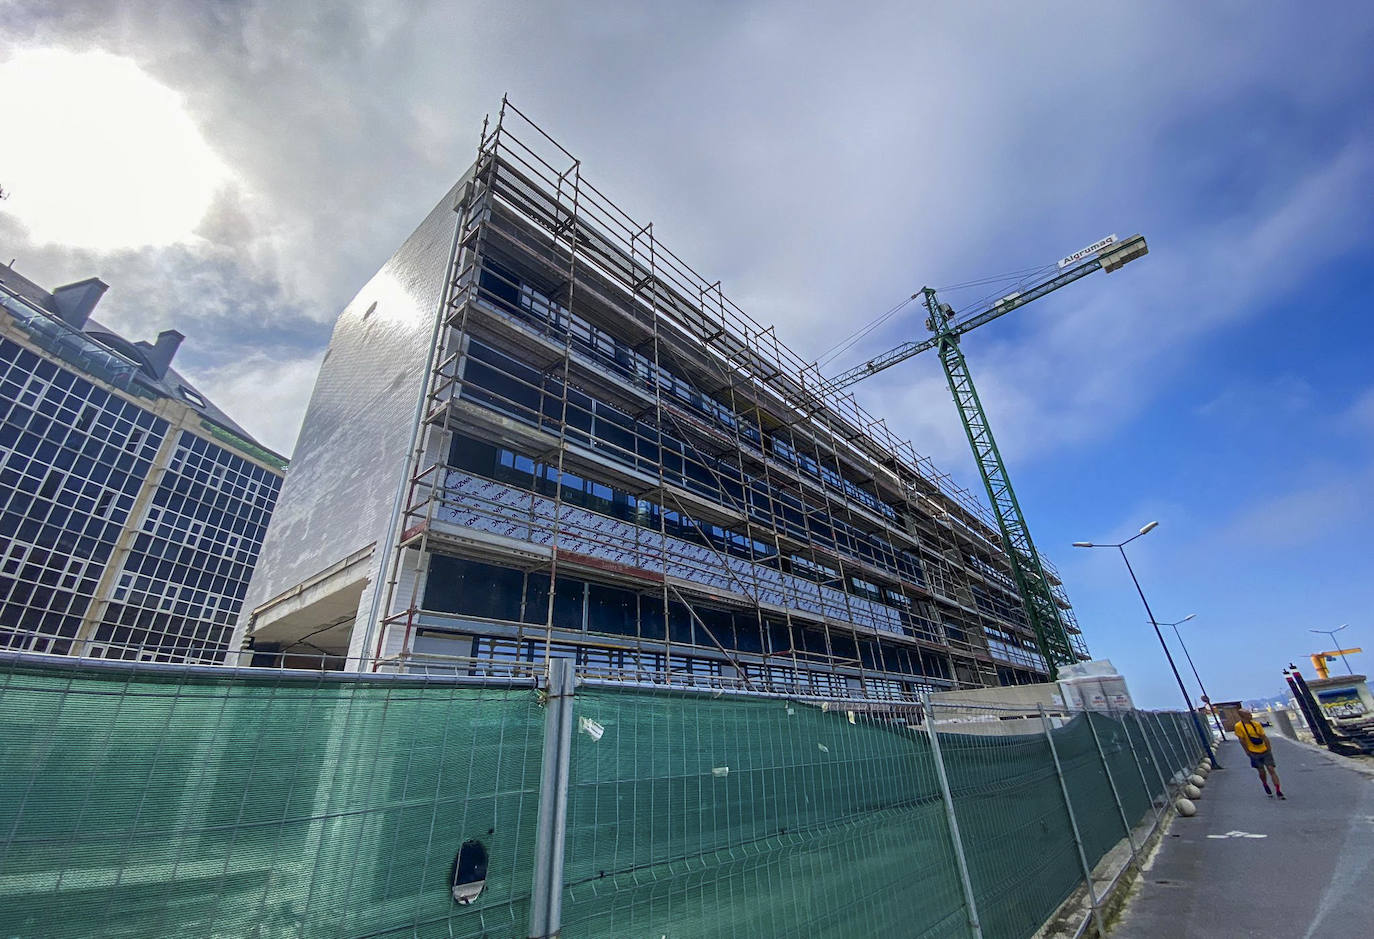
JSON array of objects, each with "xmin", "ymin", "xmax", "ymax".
[{"xmin": 0, "ymin": 48, "xmax": 230, "ymax": 251}]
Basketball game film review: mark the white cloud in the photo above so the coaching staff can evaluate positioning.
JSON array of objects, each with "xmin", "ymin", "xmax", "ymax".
[
  {"xmin": 874, "ymin": 130, "xmax": 1372, "ymax": 474},
  {"xmin": 1347, "ymin": 387, "xmax": 1374, "ymax": 436},
  {"xmin": 181, "ymin": 351, "xmax": 324, "ymax": 457},
  {"xmin": 1196, "ymin": 375, "xmax": 1315, "ymax": 422},
  {"xmin": 3, "ymin": 1, "xmax": 1371, "ymax": 473},
  {"xmin": 0, "ymin": 49, "xmax": 231, "ymax": 251},
  {"xmin": 1218, "ymin": 463, "xmax": 1373, "ymax": 550}
]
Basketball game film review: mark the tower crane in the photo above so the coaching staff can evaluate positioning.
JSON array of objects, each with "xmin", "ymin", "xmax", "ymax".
[
  {"xmin": 1310, "ymin": 648, "xmax": 1362, "ymax": 680},
  {"xmin": 823, "ymin": 234, "xmax": 1149, "ymax": 678}
]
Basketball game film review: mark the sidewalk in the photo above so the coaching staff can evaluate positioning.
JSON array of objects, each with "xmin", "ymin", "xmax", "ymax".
[{"xmin": 1112, "ymin": 736, "xmax": 1374, "ymax": 938}]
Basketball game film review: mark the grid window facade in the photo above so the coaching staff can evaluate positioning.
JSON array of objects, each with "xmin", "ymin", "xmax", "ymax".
[
  {"xmin": 93, "ymin": 432, "xmax": 282, "ymax": 663},
  {"xmin": 0, "ymin": 338, "xmax": 165, "ymax": 652}
]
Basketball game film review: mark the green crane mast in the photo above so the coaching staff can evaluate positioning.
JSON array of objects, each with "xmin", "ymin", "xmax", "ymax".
[{"xmin": 824, "ymin": 235, "xmax": 1149, "ymax": 678}]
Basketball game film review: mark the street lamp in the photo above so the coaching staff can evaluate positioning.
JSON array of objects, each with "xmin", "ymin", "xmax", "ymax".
[
  {"xmin": 1308, "ymin": 624, "xmax": 1354, "ymax": 676},
  {"xmin": 1160, "ymin": 614, "xmax": 1227, "ymax": 740},
  {"xmin": 1073, "ymin": 521, "xmax": 1221, "ymax": 767}
]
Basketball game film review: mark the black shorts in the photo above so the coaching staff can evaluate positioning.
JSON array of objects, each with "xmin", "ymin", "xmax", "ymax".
[{"xmin": 1248, "ymin": 749, "xmax": 1275, "ymax": 769}]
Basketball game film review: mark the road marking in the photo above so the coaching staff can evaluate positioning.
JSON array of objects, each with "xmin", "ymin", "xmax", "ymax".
[{"xmin": 1206, "ymin": 830, "xmax": 1268, "ymax": 839}]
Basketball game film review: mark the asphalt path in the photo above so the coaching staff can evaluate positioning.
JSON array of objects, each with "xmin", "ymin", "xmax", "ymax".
[{"xmin": 1113, "ymin": 735, "xmax": 1374, "ymax": 938}]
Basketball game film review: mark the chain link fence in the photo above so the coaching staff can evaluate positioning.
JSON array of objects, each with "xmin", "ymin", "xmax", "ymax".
[{"xmin": 0, "ymin": 653, "xmax": 1207, "ymax": 937}]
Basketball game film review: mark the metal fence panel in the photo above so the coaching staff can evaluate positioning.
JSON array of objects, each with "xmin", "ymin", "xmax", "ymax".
[
  {"xmin": 0, "ymin": 658, "xmax": 544, "ymax": 939},
  {"xmin": 1, "ymin": 655, "xmax": 1201, "ymax": 939},
  {"xmin": 931, "ymin": 718, "xmax": 1081, "ymax": 939},
  {"xmin": 1051, "ymin": 716, "xmax": 1127, "ymax": 869},
  {"xmin": 558, "ymin": 687, "xmax": 967, "ymax": 938},
  {"xmin": 1087, "ymin": 711, "xmax": 1155, "ymax": 826}
]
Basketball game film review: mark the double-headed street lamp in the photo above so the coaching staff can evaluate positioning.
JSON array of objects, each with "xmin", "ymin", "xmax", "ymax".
[
  {"xmin": 1073, "ymin": 522, "xmax": 1220, "ymax": 767},
  {"xmin": 1308, "ymin": 624, "xmax": 1354, "ymax": 676},
  {"xmin": 1159, "ymin": 614, "xmax": 1227, "ymax": 740}
]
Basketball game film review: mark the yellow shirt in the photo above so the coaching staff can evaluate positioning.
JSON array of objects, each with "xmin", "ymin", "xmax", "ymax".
[{"xmin": 1234, "ymin": 720, "xmax": 1270, "ymax": 754}]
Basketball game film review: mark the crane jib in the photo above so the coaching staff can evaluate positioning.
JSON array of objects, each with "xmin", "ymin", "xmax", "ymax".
[
  {"xmin": 822, "ymin": 234, "xmax": 1147, "ymax": 395},
  {"xmin": 1058, "ymin": 234, "xmax": 1118, "ymax": 268},
  {"xmin": 817, "ymin": 231, "xmax": 1149, "ymax": 676}
]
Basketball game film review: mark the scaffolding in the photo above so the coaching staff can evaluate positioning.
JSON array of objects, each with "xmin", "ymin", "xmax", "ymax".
[{"xmin": 376, "ymin": 99, "xmax": 1085, "ymax": 701}]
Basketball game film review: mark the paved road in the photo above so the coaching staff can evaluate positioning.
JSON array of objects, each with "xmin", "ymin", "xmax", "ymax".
[{"xmin": 1114, "ymin": 735, "xmax": 1374, "ymax": 939}]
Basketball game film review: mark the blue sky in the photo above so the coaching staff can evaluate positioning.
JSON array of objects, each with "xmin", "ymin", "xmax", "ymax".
[{"xmin": 2, "ymin": 2, "xmax": 1371, "ymax": 705}]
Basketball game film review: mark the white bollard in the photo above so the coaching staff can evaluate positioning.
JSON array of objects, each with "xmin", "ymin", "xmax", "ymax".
[
  {"xmin": 1183, "ymin": 783, "xmax": 1202, "ymax": 799},
  {"xmin": 1188, "ymin": 774, "xmax": 1206, "ymax": 788},
  {"xmin": 1175, "ymin": 798, "xmax": 1197, "ymax": 817}
]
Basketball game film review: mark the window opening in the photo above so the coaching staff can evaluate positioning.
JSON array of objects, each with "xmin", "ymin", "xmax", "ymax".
[
  {"xmin": 38, "ymin": 469, "xmax": 63, "ymax": 500},
  {"xmin": 75, "ymin": 405, "xmax": 96, "ymax": 431}
]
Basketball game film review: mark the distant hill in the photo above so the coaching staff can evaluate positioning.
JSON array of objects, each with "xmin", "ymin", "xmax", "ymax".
[{"xmin": 1244, "ymin": 692, "xmax": 1292, "ymax": 710}]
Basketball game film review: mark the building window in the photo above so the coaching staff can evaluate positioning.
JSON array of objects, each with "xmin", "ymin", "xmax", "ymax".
[
  {"xmin": 424, "ymin": 555, "xmax": 523, "ymax": 622},
  {"xmin": 38, "ymin": 469, "xmax": 64, "ymax": 500},
  {"xmin": 586, "ymin": 583, "xmax": 637, "ymax": 637}
]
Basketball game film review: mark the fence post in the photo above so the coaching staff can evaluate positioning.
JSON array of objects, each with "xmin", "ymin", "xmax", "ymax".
[
  {"xmin": 1155, "ymin": 712, "xmax": 1186, "ymax": 779},
  {"xmin": 1180, "ymin": 713, "xmax": 1203, "ymax": 764},
  {"xmin": 1173, "ymin": 713, "xmax": 1195, "ymax": 769},
  {"xmin": 1083, "ymin": 710, "xmax": 1138, "ymax": 858},
  {"xmin": 529, "ymin": 658, "xmax": 575, "ymax": 939},
  {"xmin": 1158, "ymin": 713, "xmax": 1189, "ymax": 784},
  {"xmin": 1142, "ymin": 713, "xmax": 1175, "ymax": 781},
  {"xmin": 922, "ymin": 695, "xmax": 983, "ymax": 939},
  {"xmin": 1172, "ymin": 714, "xmax": 1194, "ymax": 765},
  {"xmin": 1039, "ymin": 705, "xmax": 1104, "ymax": 937},
  {"xmin": 1134, "ymin": 711, "xmax": 1173, "ymax": 800},
  {"xmin": 1121, "ymin": 711, "xmax": 1164, "ymax": 828}
]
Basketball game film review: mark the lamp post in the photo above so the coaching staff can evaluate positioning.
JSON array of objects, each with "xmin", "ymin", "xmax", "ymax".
[
  {"xmin": 1308, "ymin": 624, "xmax": 1354, "ymax": 676},
  {"xmin": 1160, "ymin": 614, "xmax": 1227, "ymax": 740},
  {"xmin": 1073, "ymin": 522, "xmax": 1220, "ymax": 767}
]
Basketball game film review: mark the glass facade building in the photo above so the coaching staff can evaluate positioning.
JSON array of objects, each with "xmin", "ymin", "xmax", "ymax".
[
  {"xmin": 0, "ymin": 265, "xmax": 286, "ymax": 663},
  {"xmin": 241, "ymin": 104, "xmax": 1083, "ymax": 696}
]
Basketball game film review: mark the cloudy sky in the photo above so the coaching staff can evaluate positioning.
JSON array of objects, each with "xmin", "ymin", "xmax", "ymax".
[{"xmin": 3, "ymin": 1, "xmax": 1372, "ymax": 707}]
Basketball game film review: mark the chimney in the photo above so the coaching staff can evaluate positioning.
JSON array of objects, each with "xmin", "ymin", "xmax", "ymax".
[
  {"xmin": 141, "ymin": 329, "xmax": 184, "ymax": 379},
  {"xmin": 50, "ymin": 279, "xmax": 109, "ymax": 329}
]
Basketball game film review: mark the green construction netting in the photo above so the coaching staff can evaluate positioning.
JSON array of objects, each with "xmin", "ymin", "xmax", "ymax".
[
  {"xmin": 934, "ymin": 724, "xmax": 1081, "ymax": 939},
  {"xmin": 0, "ymin": 660, "xmax": 544, "ymax": 939},
  {"xmin": 1053, "ymin": 717, "xmax": 1130, "ymax": 867},
  {"xmin": 559, "ymin": 687, "xmax": 967, "ymax": 939},
  {"xmin": 1, "ymin": 656, "xmax": 1206, "ymax": 939},
  {"xmin": 1086, "ymin": 713, "xmax": 1156, "ymax": 829}
]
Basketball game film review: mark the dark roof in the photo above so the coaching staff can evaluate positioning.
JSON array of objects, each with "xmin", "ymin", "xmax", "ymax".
[{"xmin": 0, "ymin": 261, "xmax": 287, "ymax": 470}]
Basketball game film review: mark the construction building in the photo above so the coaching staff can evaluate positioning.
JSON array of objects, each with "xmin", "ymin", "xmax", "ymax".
[
  {"xmin": 0, "ymin": 263, "xmax": 286, "ymax": 663},
  {"xmin": 238, "ymin": 102, "xmax": 1085, "ymax": 695}
]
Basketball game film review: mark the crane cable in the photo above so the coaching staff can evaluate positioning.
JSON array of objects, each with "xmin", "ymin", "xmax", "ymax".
[
  {"xmin": 934, "ymin": 263, "xmax": 1049, "ymax": 292},
  {"xmin": 814, "ymin": 292, "xmax": 919, "ymax": 369},
  {"xmin": 817, "ymin": 261, "xmax": 1057, "ymax": 373},
  {"xmin": 947, "ymin": 263, "xmax": 1058, "ymax": 322}
]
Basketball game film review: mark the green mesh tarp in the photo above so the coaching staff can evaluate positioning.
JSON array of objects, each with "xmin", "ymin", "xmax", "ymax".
[
  {"xmin": 1052, "ymin": 717, "xmax": 1129, "ymax": 867},
  {"xmin": 559, "ymin": 688, "xmax": 967, "ymax": 939},
  {"xmin": 2, "ymin": 655, "xmax": 1204, "ymax": 939},
  {"xmin": 0, "ymin": 661, "xmax": 544, "ymax": 939},
  {"xmin": 934, "ymin": 726, "xmax": 1081, "ymax": 939},
  {"xmin": 1085, "ymin": 713, "xmax": 1156, "ymax": 828}
]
